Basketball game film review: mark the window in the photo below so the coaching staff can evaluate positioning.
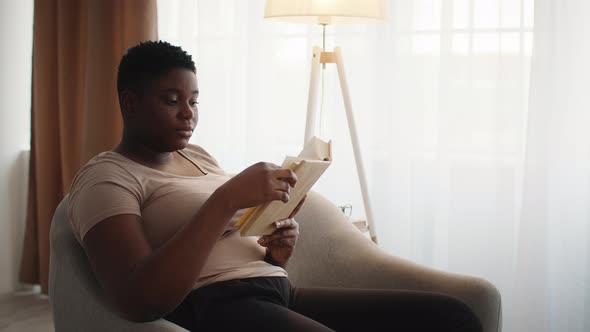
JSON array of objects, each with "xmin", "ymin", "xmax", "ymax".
[{"xmin": 409, "ymin": 0, "xmax": 534, "ymax": 55}]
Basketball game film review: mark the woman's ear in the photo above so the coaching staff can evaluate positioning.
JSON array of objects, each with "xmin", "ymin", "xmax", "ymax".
[{"xmin": 120, "ymin": 90, "xmax": 137, "ymax": 118}]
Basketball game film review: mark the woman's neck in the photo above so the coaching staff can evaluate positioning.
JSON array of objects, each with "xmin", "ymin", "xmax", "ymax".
[{"xmin": 113, "ymin": 134, "xmax": 174, "ymax": 168}]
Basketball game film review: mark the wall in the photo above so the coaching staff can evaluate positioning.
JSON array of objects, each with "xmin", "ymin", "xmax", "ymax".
[{"xmin": 0, "ymin": 0, "xmax": 34, "ymax": 294}]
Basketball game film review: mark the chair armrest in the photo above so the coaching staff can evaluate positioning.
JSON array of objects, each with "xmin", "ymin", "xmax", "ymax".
[{"xmin": 287, "ymin": 191, "xmax": 502, "ymax": 332}]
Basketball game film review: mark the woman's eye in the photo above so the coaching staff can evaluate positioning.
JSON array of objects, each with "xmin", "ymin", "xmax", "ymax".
[
  {"xmin": 166, "ymin": 99, "xmax": 178, "ymax": 105},
  {"xmin": 190, "ymin": 101, "xmax": 199, "ymax": 107}
]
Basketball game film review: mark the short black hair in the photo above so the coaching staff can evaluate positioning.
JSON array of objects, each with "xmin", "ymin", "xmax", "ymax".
[{"xmin": 117, "ymin": 40, "xmax": 196, "ymax": 101}]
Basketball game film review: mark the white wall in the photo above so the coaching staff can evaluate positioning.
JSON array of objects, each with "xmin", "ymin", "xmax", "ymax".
[{"xmin": 0, "ymin": 0, "xmax": 34, "ymax": 294}]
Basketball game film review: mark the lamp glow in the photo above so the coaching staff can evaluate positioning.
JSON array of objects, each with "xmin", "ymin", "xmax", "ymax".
[{"xmin": 264, "ymin": 0, "xmax": 387, "ymax": 25}]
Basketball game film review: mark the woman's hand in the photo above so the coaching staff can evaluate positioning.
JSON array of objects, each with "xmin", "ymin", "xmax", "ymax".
[
  {"xmin": 258, "ymin": 195, "xmax": 306, "ymax": 267},
  {"xmin": 259, "ymin": 218, "xmax": 299, "ymax": 268},
  {"xmin": 217, "ymin": 162, "xmax": 297, "ymax": 211}
]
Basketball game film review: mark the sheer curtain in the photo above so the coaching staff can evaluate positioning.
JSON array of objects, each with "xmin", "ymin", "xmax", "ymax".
[
  {"xmin": 158, "ymin": 0, "xmax": 589, "ymax": 331},
  {"xmin": 512, "ymin": 0, "xmax": 590, "ymax": 331}
]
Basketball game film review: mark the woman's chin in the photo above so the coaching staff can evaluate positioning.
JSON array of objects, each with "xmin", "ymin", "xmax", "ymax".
[
  {"xmin": 175, "ymin": 131, "xmax": 193, "ymax": 145},
  {"xmin": 174, "ymin": 140, "xmax": 190, "ymax": 150},
  {"xmin": 165, "ymin": 138, "xmax": 191, "ymax": 151}
]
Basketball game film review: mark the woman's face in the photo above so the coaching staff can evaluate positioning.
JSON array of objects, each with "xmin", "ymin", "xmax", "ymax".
[{"xmin": 131, "ymin": 68, "xmax": 199, "ymax": 152}]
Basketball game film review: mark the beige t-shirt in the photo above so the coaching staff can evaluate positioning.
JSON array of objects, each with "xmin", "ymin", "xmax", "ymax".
[{"xmin": 68, "ymin": 144, "xmax": 287, "ymax": 289}]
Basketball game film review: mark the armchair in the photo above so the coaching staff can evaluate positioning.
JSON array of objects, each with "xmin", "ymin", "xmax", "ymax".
[{"xmin": 49, "ymin": 191, "xmax": 501, "ymax": 331}]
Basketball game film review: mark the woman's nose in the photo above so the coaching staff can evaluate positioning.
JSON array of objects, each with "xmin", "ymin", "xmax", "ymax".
[{"xmin": 179, "ymin": 102, "xmax": 194, "ymax": 120}]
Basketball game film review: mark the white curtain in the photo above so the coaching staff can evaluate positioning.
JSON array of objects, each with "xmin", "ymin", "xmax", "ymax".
[
  {"xmin": 158, "ymin": 0, "xmax": 589, "ymax": 331},
  {"xmin": 511, "ymin": 0, "xmax": 590, "ymax": 331}
]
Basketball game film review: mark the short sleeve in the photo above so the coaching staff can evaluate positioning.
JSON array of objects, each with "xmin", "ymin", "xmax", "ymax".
[{"xmin": 68, "ymin": 162, "xmax": 143, "ymax": 243}]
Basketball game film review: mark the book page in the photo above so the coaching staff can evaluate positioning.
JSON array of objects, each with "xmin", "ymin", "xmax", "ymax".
[{"xmin": 297, "ymin": 136, "xmax": 331, "ymax": 160}]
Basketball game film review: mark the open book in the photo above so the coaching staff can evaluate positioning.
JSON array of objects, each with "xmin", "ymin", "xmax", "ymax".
[{"xmin": 236, "ymin": 136, "xmax": 332, "ymax": 236}]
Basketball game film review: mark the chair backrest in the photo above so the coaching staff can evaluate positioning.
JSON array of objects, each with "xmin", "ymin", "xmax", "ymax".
[{"xmin": 48, "ymin": 195, "xmax": 186, "ymax": 332}]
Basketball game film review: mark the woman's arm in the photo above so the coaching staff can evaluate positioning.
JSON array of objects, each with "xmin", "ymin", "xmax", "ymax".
[
  {"xmin": 83, "ymin": 188, "xmax": 235, "ymax": 322},
  {"xmin": 82, "ymin": 162, "xmax": 297, "ymax": 322}
]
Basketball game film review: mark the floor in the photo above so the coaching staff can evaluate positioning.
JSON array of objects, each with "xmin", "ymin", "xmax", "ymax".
[{"xmin": 0, "ymin": 291, "xmax": 53, "ymax": 332}]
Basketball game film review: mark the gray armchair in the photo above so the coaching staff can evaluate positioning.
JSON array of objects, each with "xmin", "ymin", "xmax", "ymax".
[{"xmin": 49, "ymin": 191, "xmax": 501, "ymax": 331}]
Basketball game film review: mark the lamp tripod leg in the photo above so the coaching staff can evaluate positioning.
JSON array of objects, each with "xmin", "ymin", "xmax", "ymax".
[
  {"xmin": 333, "ymin": 47, "xmax": 378, "ymax": 244},
  {"xmin": 304, "ymin": 47, "xmax": 322, "ymax": 146},
  {"xmin": 304, "ymin": 46, "xmax": 378, "ymax": 244}
]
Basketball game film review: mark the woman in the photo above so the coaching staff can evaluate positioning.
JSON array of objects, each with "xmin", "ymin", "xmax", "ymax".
[{"xmin": 68, "ymin": 41, "xmax": 482, "ymax": 331}]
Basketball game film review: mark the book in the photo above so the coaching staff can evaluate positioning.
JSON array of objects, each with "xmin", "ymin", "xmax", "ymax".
[{"xmin": 236, "ymin": 136, "xmax": 332, "ymax": 236}]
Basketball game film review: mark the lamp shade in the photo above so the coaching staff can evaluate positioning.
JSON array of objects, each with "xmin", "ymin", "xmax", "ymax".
[{"xmin": 264, "ymin": 0, "xmax": 387, "ymax": 25}]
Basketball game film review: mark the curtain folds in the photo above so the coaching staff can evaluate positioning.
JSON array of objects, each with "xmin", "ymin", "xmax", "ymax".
[
  {"xmin": 512, "ymin": 1, "xmax": 590, "ymax": 330},
  {"xmin": 19, "ymin": 0, "xmax": 157, "ymax": 294}
]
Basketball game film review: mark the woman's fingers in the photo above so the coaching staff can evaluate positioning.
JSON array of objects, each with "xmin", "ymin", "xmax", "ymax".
[
  {"xmin": 274, "ymin": 168, "xmax": 298, "ymax": 187},
  {"xmin": 257, "ymin": 219, "xmax": 299, "ymax": 246},
  {"xmin": 274, "ymin": 218, "xmax": 298, "ymax": 229},
  {"xmin": 266, "ymin": 237, "xmax": 297, "ymax": 247},
  {"xmin": 283, "ymin": 192, "xmax": 290, "ymax": 203},
  {"xmin": 259, "ymin": 228, "xmax": 298, "ymax": 243},
  {"xmin": 274, "ymin": 178, "xmax": 291, "ymax": 193},
  {"xmin": 258, "ymin": 234, "xmax": 297, "ymax": 247},
  {"xmin": 267, "ymin": 170, "xmax": 295, "ymax": 203},
  {"xmin": 267, "ymin": 180, "xmax": 289, "ymax": 202}
]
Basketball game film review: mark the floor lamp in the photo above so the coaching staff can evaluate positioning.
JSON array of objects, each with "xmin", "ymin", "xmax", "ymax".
[{"xmin": 264, "ymin": 0, "xmax": 387, "ymax": 244}]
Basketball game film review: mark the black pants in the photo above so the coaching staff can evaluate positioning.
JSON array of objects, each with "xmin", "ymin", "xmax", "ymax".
[{"xmin": 164, "ymin": 277, "xmax": 482, "ymax": 332}]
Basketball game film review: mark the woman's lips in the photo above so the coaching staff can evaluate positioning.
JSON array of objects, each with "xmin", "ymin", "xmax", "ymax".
[{"xmin": 176, "ymin": 129, "xmax": 193, "ymax": 137}]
